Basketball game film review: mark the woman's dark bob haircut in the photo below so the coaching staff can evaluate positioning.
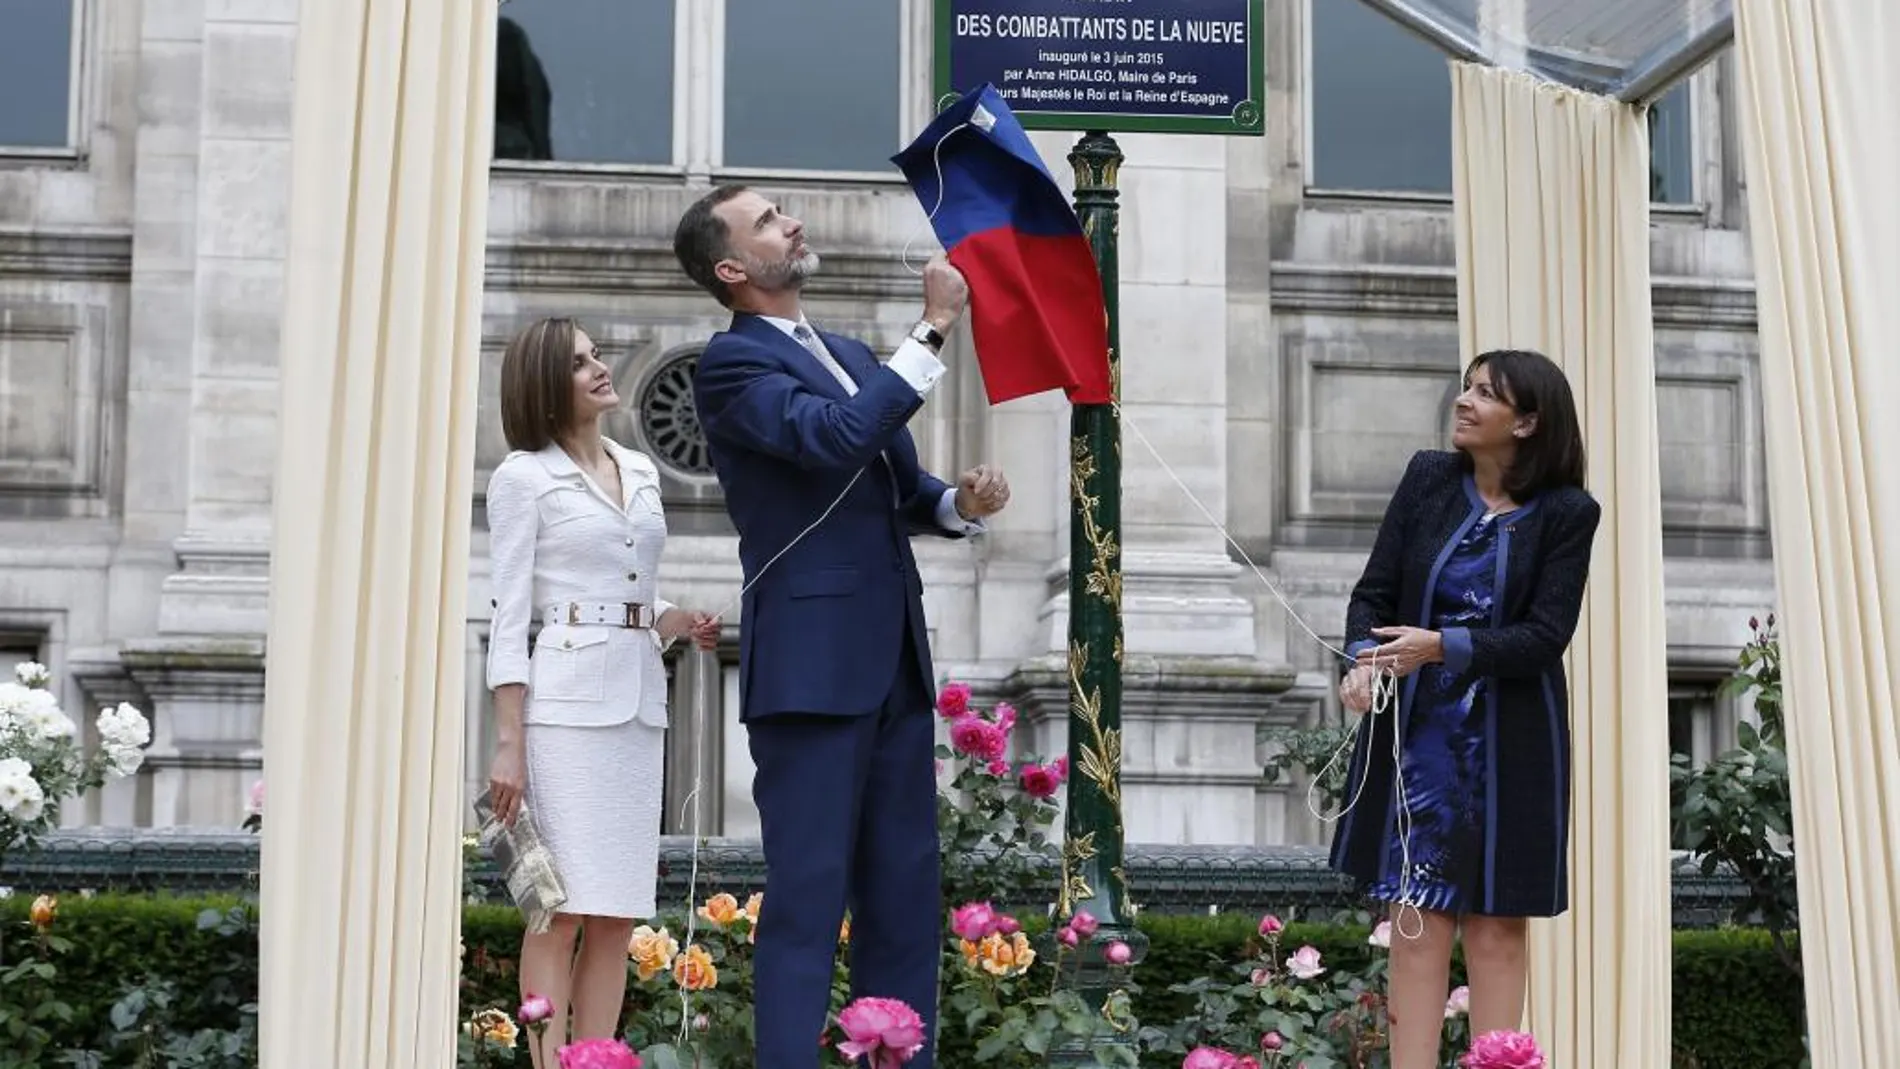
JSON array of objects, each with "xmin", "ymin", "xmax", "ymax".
[{"xmin": 1463, "ymin": 348, "xmax": 1586, "ymax": 499}]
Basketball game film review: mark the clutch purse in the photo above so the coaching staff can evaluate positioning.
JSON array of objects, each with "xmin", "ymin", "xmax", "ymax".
[{"xmin": 474, "ymin": 788, "xmax": 568, "ymax": 934}]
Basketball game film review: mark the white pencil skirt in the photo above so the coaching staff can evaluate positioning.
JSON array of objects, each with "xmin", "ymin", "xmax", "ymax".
[{"xmin": 523, "ymin": 718, "xmax": 666, "ymax": 919}]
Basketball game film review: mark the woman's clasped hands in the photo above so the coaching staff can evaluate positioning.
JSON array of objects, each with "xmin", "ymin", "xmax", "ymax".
[
  {"xmin": 1340, "ymin": 625, "xmax": 1445, "ymax": 714},
  {"xmin": 657, "ymin": 608, "xmax": 722, "ymax": 651}
]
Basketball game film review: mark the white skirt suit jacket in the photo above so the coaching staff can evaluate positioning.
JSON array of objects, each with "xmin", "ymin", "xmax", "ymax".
[{"xmin": 483, "ymin": 437, "xmax": 675, "ymax": 917}]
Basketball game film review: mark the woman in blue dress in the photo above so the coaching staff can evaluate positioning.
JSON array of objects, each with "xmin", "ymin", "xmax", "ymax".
[{"xmin": 1329, "ymin": 350, "xmax": 1600, "ymax": 1069}]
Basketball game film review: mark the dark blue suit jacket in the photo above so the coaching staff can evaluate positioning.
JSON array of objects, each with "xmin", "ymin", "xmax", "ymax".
[{"xmin": 692, "ymin": 313, "xmax": 967, "ymax": 720}]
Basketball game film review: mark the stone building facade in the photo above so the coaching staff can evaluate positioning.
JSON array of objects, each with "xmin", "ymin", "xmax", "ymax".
[{"xmin": 0, "ymin": 0, "xmax": 1772, "ymax": 845}]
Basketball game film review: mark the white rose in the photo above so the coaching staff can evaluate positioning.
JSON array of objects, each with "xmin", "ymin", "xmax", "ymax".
[
  {"xmin": 27, "ymin": 704, "xmax": 75, "ymax": 741},
  {"xmin": 0, "ymin": 682, "xmax": 31, "ymax": 717},
  {"xmin": 10, "ymin": 789, "xmax": 43, "ymax": 823},
  {"xmin": 1367, "ymin": 919, "xmax": 1392, "ymax": 949},
  {"xmin": 1285, "ymin": 944, "xmax": 1327, "ymax": 980},
  {"xmin": 0, "ymin": 773, "xmax": 44, "ymax": 821},
  {"xmin": 97, "ymin": 703, "xmax": 151, "ymax": 748},
  {"xmin": 105, "ymin": 743, "xmax": 144, "ymax": 777},
  {"xmin": 12, "ymin": 662, "xmax": 49, "ymax": 688},
  {"xmin": 0, "ymin": 757, "xmax": 31, "ymax": 783}
]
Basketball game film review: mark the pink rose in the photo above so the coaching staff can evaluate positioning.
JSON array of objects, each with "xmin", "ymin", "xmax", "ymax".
[
  {"xmin": 1183, "ymin": 1048, "xmax": 1238, "ymax": 1069},
  {"xmin": 1445, "ymin": 985, "xmax": 1471, "ymax": 1018},
  {"xmin": 557, "ymin": 1038, "xmax": 643, "ymax": 1069},
  {"xmin": 517, "ymin": 994, "xmax": 554, "ymax": 1024},
  {"xmin": 1461, "ymin": 1030, "xmax": 1545, "ymax": 1069},
  {"xmin": 1057, "ymin": 926, "xmax": 1080, "ymax": 947},
  {"xmin": 1019, "ymin": 764, "xmax": 1062, "ymax": 799},
  {"xmin": 1249, "ymin": 967, "xmax": 1271, "ymax": 986},
  {"xmin": 836, "ymin": 996, "xmax": 927, "ymax": 1067},
  {"xmin": 1068, "ymin": 910, "xmax": 1100, "ymax": 938},
  {"xmin": 994, "ymin": 702, "xmax": 1017, "ymax": 732},
  {"xmin": 936, "ymin": 683, "xmax": 971, "ymax": 720},
  {"xmin": 247, "ymin": 778, "xmax": 265, "ymax": 815},
  {"xmin": 1284, "ymin": 945, "xmax": 1325, "ymax": 980},
  {"xmin": 1104, "ymin": 940, "xmax": 1132, "ymax": 965},
  {"xmin": 950, "ymin": 901, "xmax": 1000, "ymax": 942},
  {"xmin": 995, "ymin": 914, "xmax": 1022, "ymax": 935},
  {"xmin": 1052, "ymin": 755, "xmax": 1069, "ymax": 779},
  {"xmin": 1367, "ymin": 920, "xmax": 1392, "ymax": 948},
  {"xmin": 1235, "ymin": 1060, "xmax": 1261, "ymax": 1069},
  {"xmin": 1261, "ymin": 1031, "xmax": 1284, "ymax": 1052},
  {"xmin": 987, "ymin": 759, "xmax": 1009, "ymax": 776},
  {"xmin": 1257, "ymin": 914, "xmax": 1283, "ymax": 937},
  {"xmin": 949, "ymin": 717, "xmax": 1008, "ymax": 762}
]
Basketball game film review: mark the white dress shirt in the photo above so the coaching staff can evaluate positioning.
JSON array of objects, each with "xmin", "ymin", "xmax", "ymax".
[
  {"xmin": 757, "ymin": 313, "xmax": 984, "ymax": 537},
  {"xmin": 485, "ymin": 438, "xmax": 677, "ymax": 727}
]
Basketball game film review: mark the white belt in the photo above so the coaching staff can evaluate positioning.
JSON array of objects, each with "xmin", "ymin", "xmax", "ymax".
[{"xmin": 543, "ymin": 601, "xmax": 656, "ymax": 629}]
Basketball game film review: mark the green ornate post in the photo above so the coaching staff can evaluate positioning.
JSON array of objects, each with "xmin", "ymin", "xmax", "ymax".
[{"xmin": 1051, "ymin": 129, "xmax": 1145, "ymax": 1065}]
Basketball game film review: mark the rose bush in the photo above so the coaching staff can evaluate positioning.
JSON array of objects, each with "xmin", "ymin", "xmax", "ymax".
[{"xmin": 0, "ymin": 662, "xmax": 150, "ymax": 869}]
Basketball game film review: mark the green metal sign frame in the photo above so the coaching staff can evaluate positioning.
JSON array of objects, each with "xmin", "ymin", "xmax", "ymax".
[{"xmin": 932, "ymin": 0, "xmax": 1267, "ymax": 136}]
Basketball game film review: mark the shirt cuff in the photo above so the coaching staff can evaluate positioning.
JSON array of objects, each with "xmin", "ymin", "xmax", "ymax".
[
  {"xmin": 1439, "ymin": 627, "xmax": 1473, "ymax": 674},
  {"xmin": 885, "ymin": 338, "xmax": 948, "ymax": 396},
  {"xmin": 650, "ymin": 598, "xmax": 677, "ymax": 652},
  {"xmin": 935, "ymin": 487, "xmax": 985, "ymax": 536}
]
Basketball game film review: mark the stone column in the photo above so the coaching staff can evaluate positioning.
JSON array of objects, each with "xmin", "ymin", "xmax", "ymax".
[
  {"xmin": 664, "ymin": 648, "xmax": 725, "ymax": 836},
  {"xmin": 131, "ymin": 0, "xmax": 299, "ymax": 825}
]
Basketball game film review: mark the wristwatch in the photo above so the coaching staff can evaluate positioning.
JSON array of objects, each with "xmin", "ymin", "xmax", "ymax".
[{"xmin": 909, "ymin": 320, "xmax": 947, "ymax": 353}]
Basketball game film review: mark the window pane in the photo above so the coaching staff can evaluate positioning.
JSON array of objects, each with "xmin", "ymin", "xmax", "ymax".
[
  {"xmin": 494, "ymin": 0, "xmax": 674, "ymax": 165},
  {"xmin": 0, "ymin": 0, "xmax": 74, "ymax": 149},
  {"xmin": 723, "ymin": 0, "xmax": 900, "ymax": 173},
  {"xmin": 1648, "ymin": 83, "xmax": 1694, "ymax": 203},
  {"xmin": 1311, "ymin": 0, "xmax": 1454, "ymax": 193},
  {"xmin": 1314, "ymin": 6, "xmax": 1700, "ymax": 201}
]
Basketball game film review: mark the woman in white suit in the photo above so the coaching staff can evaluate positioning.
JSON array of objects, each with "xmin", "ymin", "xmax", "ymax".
[{"xmin": 484, "ymin": 316, "xmax": 717, "ymax": 1065}]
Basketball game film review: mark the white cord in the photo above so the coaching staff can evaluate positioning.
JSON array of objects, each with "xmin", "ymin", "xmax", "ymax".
[
  {"xmin": 709, "ymin": 469, "xmax": 865, "ymax": 623},
  {"xmin": 899, "ymin": 122, "xmax": 972, "ymax": 276},
  {"xmin": 1120, "ymin": 412, "xmax": 1427, "ymax": 941},
  {"xmin": 671, "ymin": 463, "xmax": 866, "ymax": 1026}
]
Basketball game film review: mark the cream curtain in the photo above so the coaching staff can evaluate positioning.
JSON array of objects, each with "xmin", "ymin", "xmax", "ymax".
[
  {"xmin": 257, "ymin": 1, "xmax": 496, "ymax": 1065},
  {"xmin": 1450, "ymin": 62, "xmax": 1672, "ymax": 1066},
  {"xmin": 1734, "ymin": 4, "xmax": 1900, "ymax": 1065}
]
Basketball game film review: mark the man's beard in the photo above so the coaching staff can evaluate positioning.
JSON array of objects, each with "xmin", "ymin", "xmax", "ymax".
[{"xmin": 742, "ymin": 247, "xmax": 820, "ymax": 292}]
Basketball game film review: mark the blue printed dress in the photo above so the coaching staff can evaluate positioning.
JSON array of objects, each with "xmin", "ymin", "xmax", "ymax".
[{"xmin": 1364, "ymin": 510, "xmax": 1504, "ymax": 913}]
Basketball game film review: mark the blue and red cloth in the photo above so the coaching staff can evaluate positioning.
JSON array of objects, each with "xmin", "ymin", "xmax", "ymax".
[{"xmin": 892, "ymin": 84, "xmax": 1112, "ymax": 406}]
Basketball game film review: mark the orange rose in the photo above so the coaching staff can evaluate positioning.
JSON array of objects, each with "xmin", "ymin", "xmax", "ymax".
[
  {"xmin": 743, "ymin": 892, "xmax": 763, "ymax": 922},
  {"xmin": 628, "ymin": 924, "xmax": 679, "ymax": 982},
  {"xmin": 958, "ymin": 938, "xmax": 983, "ymax": 969},
  {"xmin": 964, "ymin": 931, "xmax": 1036, "ymax": 977},
  {"xmin": 698, "ymin": 892, "xmax": 742, "ymax": 927},
  {"xmin": 465, "ymin": 1008, "xmax": 518, "ymax": 1047},
  {"xmin": 839, "ymin": 915, "xmax": 851, "ymax": 945},
  {"xmin": 673, "ymin": 944, "xmax": 718, "ymax": 991},
  {"xmin": 29, "ymin": 895, "xmax": 56, "ymax": 931}
]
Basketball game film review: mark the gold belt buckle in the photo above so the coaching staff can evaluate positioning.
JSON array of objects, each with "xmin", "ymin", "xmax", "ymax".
[
  {"xmin": 623, "ymin": 602, "xmax": 646, "ymax": 628},
  {"xmin": 566, "ymin": 602, "xmax": 581, "ymax": 626}
]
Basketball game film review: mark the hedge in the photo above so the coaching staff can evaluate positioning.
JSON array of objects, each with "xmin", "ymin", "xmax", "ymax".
[{"xmin": 3, "ymin": 896, "xmax": 1804, "ymax": 1068}]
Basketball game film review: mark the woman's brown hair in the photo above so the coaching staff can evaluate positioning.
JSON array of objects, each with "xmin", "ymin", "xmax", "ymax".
[{"xmin": 498, "ymin": 317, "xmax": 584, "ymax": 452}]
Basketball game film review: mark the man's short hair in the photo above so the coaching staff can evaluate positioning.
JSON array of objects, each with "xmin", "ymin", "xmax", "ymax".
[{"xmin": 673, "ymin": 184, "xmax": 750, "ymax": 307}]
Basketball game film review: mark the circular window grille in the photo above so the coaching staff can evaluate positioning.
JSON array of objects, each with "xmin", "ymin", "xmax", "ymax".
[{"xmin": 639, "ymin": 351, "xmax": 713, "ymax": 478}]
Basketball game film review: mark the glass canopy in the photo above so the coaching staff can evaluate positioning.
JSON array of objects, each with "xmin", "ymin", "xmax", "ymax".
[{"xmin": 1353, "ymin": 0, "xmax": 1734, "ymax": 103}]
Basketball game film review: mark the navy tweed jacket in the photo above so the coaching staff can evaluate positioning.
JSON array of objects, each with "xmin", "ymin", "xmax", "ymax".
[{"xmin": 1328, "ymin": 449, "xmax": 1602, "ymax": 917}]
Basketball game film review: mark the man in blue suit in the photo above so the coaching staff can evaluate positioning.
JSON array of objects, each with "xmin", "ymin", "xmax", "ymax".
[{"xmin": 673, "ymin": 184, "xmax": 1010, "ymax": 1068}]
